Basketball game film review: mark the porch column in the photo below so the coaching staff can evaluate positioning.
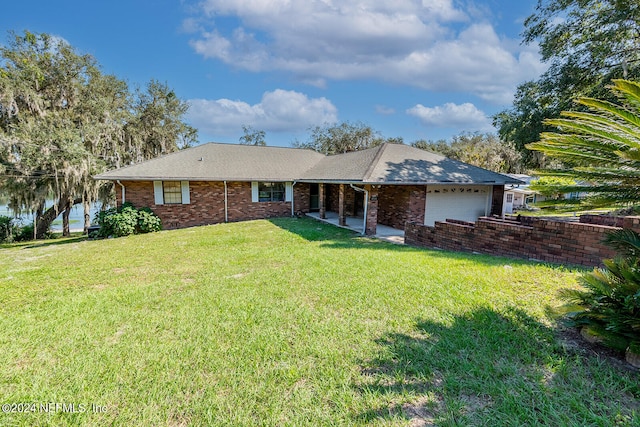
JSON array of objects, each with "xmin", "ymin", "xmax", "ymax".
[
  {"xmin": 319, "ymin": 183, "xmax": 326, "ymax": 219},
  {"xmin": 338, "ymin": 184, "xmax": 346, "ymax": 226},
  {"xmin": 365, "ymin": 185, "xmax": 379, "ymax": 236}
]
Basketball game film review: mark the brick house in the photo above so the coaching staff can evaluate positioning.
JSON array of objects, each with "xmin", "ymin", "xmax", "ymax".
[{"xmin": 94, "ymin": 143, "xmax": 521, "ymax": 235}]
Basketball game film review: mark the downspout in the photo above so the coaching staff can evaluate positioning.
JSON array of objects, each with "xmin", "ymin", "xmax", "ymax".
[
  {"xmin": 116, "ymin": 180, "xmax": 125, "ymax": 207},
  {"xmin": 349, "ymin": 184, "xmax": 368, "ymax": 235},
  {"xmin": 291, "ymin": 181, "xmax": 297, "ymax": 217},
  {"xmin": 223, "ymin": 181, "xmax": 228, "ymax": 223}
]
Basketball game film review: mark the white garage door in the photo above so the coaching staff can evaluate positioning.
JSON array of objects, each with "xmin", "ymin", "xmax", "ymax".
[{"xmin": 424, "ymin": 185, "xmax": 492, "ymax": 226}]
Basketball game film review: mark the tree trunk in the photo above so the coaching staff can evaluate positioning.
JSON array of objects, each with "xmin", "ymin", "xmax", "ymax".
[
  {"xmin": 83, "ymin": 199, "xmax": 91, "ymax": 233},
  {"xmin": 35, "ymin": 196, "xmax": 82, "ymax": 239},
  {"xmin": 62, "ymin": 206, "xmax": 71, "ymax": 237}
]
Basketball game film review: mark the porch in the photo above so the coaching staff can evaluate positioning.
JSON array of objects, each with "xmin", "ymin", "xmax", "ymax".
[{"xmin": 306, "ymin": 211, "xmax": 405, "ymax": 244}]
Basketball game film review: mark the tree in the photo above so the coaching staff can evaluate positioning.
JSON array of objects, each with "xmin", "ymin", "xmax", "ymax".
[
  {"xmin": 294, "ymin": 121, "xmax": 399, "ymax": 155},
  {"xmin": 412, "ymin": 132, "xmax": 524, "ymax": 173},
  {"xmin": 526, "ymin": 79, "xmax": 640, "ymax": 207},
  {"xmin": 239, "ymin": 125, "xmax": 266, "ymax": 146},
  {"xmin": 529, "ymin": 176, "xmax": 576, "ymax": 201},
  {"xmin": 494, "ymin": 0, "xmax": 640, "ymax": 168},
  {"xmin": 125, "ymin": 80, "xmax": 197, "ymax": 163},
  {"xmin": 0, "ymin": 31, "xmax": 197, "ymax": 238}
]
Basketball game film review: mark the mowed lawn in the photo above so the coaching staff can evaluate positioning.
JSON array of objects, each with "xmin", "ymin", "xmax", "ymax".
[{"xmin": 0, "ymin": 218, "xmax": 638, "ymax": 426}]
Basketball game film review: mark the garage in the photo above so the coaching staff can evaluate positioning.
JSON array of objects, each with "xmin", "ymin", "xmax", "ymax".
[{"xmin": 424, "ymin": 185, "xmax": 492, "ymax": 226}]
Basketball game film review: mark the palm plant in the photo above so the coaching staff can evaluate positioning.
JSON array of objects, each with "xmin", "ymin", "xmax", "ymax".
[
  {"xmin": 526, "ymin": 79, "xmax": 640, "ymax": 207},
  {"xmin": 561, "ymin": 229, "xmax": 640, "ymax": 352}
]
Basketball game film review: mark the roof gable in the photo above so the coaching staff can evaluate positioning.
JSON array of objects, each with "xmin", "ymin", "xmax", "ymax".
[{"xmin": 360, "ymin": 143, "xmax": 518, "ymax": 184}]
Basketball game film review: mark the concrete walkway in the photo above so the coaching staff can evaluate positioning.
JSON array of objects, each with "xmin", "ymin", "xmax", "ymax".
[{"xmin": 306, "ymin": 211, "xmax": 405, "ymax": 244}]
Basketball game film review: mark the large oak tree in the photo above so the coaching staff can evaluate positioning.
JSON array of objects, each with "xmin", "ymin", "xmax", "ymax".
[{"xmin": 0, "ymin": 31, "xmax": 197, "ymax": 238}]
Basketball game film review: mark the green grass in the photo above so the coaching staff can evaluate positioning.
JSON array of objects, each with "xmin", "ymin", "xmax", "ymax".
[
  {"xmin": 519, "ymin": 202, "xmax": 636, "ymax": 217},
  {"xmin": 51, "ymin": 219, "xmax": 81, "ymax": 226},
  {"xmin": 520, "ymin": 208, "xmax": 612, "ymax": 217},
  {"xmin": 0, "ymin": 218, "xmax": 637, "ymax": 426}
]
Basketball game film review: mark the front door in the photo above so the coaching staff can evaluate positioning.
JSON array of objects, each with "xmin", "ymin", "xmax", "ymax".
[{"xmin": 310, "ymin": 183, "xmax": 320, "ymax": 211}]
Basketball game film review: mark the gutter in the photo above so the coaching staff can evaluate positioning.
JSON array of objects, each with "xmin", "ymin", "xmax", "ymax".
[
  {"xmin": 349, "ymin": 184, "xmax": 368, "ymax": 235},
  {"xmin": 224, "ymin": 181, "xmax": 228, "ymax": 223},
  {"xmin": 116, "ymin": 180, "xmax": 126, "ymax": 206},
  {"xmin": 291, "ymin": 181, "xmax": 297, "ymax": 217}
]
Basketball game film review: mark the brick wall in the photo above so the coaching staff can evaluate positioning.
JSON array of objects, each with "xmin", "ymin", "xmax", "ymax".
[
  {"xmin": 378, "ymin": 185, "xmax": 426, "ymax": 229},
  {"xmin": 325, "ymin": 184, "xmax": 360, "ymax": 215},
  {"xmin": 326, "ymin": 184, "xmax": 339, "ymax": 212},
  {"xmin": 405, "ymin": 215, "xmax": 640, "ymax": 267},
  {"xmin": 490, "ymin": 185, "xmax": 504, "ymax": 216},
  {"xmin": 118, "ymin": 180, "xmax": 311, "ymax": 229},
  {"xmin": 579, "ymin": 214, "xmax": 626, "ymax": 227}
]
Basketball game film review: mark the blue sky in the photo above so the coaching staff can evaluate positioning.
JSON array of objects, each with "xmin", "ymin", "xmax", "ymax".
[{"xmin": 1, "ymin": 0, "xmax": 546, "ymax": 147}]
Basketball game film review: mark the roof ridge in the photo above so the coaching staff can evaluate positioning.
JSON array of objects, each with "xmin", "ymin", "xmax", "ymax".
[
  {"xmin": 206, "ymin": 142, "xmax": 323, "ymax": 153},
  {"xmin": 362, "ymin": 143, "xmax": 388, "ymax": 182},
  {"xmin": 95, "ymin": 142, "xmax": 216, "ymax": 177}
]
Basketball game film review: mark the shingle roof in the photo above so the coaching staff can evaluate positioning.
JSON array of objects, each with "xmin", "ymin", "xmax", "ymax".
[
  {"xmin": 94, "ymin": 142, "xmax": 325, "ymax": 181},
  {"xmin": 299, "ymin": 144, "xmax": 385, "ymax": 181},
  {"xmin": 354, "ymin": 143, "xmax": 519, "ymax": 184},
  {"xmin": 95, "ymin": 142, "xmax": 522, "ymax": 185}
]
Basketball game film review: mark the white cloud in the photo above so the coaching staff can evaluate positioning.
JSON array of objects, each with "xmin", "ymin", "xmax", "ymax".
[
  {"xmin": 187, "ymin": 89, "xmax": 338, "ymax": 136},
  {"xmin": 375, "ymin": 105, "xmax": 396, "ymax": 115},
  {"xmin": 406, "ymin": 102, "xmax": 493, "ymax": 131},
  {"xmin": 186, "ymin": 0, "xmax": 546, "ymax": 103}
]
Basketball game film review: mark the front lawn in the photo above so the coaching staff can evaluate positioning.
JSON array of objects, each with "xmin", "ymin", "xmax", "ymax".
[{"xmin": 0, "ymin": 218, "xmax": 637, "ymax": 426}]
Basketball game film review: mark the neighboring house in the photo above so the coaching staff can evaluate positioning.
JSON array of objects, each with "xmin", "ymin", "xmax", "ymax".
[
  {"xmin": 504, "ymin": 174, "xmax": 537, "ymax": 214},
  {"xmin": 94, "ymin": 143, "xmax": 522, "ymax": 235},
  {"xmin": 503, "ymin": 174, "xmax": 590, "ymax": 214}
]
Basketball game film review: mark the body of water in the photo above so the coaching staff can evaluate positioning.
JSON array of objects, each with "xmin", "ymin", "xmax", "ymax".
[{"xmin": 0, "ymin": 201, "xmax": 103, "ymax": 232}]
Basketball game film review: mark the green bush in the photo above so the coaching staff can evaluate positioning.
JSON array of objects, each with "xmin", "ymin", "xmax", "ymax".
[
  {"xmin": 95, "ymin": 203, "xmax": 162, "ymax": 238},
  {"xmin": 0, "ymin": 215, "xmax": 17, "ymax": 243},
  {"xmin": 16, "ymin": 224, "xmax": 35, "ymax": 241},
  {"xmin": 561, "ymin": 229, "xmax": 640, "ymax": 352},
  {"xmin": 0, "ymin": 216, "xmax": 50, "ymax": 242},
  {"xmin": 136, "ymin": 207, "xmax": 162, "ymax": 234}
]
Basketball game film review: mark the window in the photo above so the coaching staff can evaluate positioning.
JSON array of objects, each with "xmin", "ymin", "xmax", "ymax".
[
  {"xmin": 251, "ymin": 182, "xmax": 292, "ymax": 202},
  {"xmin": 258, "ymin": 182, "xmax": 285, "ymax": 202},
  {"xmin": 163, "ymin": 181, "xmax": 182, "ymax": 204},
  {"xmin": 153, "ymin": 181, "xmax": 190, "ymax": 205},
  {"xmin": 506, "ymin": 193, "xmax": 513, "ymax": 203}
]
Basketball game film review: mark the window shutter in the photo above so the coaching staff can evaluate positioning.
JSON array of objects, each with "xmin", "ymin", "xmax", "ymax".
[
  {"xmin": 251, "ymin": 182, "xmax": 259, "ymax": 202},
  {"xmin": 181, "ymin": 181, "xmax": 190, "ymax": 204},
  {"xmin": 285, "ymin": 182, "xmax": 293, "ymax": 202},
  {"xmin": 153, "ymin": 181, "xmax": 164, "ymax": 205}
]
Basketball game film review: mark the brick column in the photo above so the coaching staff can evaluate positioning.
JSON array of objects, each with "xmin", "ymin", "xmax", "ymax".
[
  {"xmin": 365, "ymin": 185, "xmax": 379, "ymax": 236},
  {"xmin": 319, "ymin": 183, "xmax": 326, "ymax": 219},
  {"xmin": 623, "ymin": 216, "xmax": 640, "ymax": 233},
  {"xmin": 338, "ymin": 184, "xmax": 346, "ymax": 226}
]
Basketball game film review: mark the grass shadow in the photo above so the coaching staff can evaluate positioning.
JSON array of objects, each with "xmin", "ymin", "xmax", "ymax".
[
  {"xmin": 268, "ymin": 216, "xmax": 359, "ymax": 242},
  {"xmin": 356, "ymin": 306, "xmax": 640, "ymax": 425},
  {"xmin": 0, "ymin": 234, "xmax": 87, "ymax": 250}
]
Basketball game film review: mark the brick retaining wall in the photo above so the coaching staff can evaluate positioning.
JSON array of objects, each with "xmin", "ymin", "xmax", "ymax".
[{"xmin": 405, "ymin": 215, "xmax": 640, "ymax": 267}]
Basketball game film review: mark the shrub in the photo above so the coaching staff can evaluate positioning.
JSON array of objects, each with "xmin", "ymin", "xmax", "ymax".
[
  {"xmin": 16, "ymin": 224, "xmax": 35, "ymax": 241},
  {"xmin": 0, "ymin": 217, "xmax": 51, "ymax": 242},
  {"xmin": 137, "ymin": 207, "xmax": 162, "ymax": 234},
  {"xmin": 0, "ymin": 215, "xmax": 17, "ymax": 243},
  {"xmin": 95, "ymin": 203, "xmax": 162, "ymax": 238},
  {"xmin": 561, "ymin": 229, "xmax": 640, "ymax": 352}
]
